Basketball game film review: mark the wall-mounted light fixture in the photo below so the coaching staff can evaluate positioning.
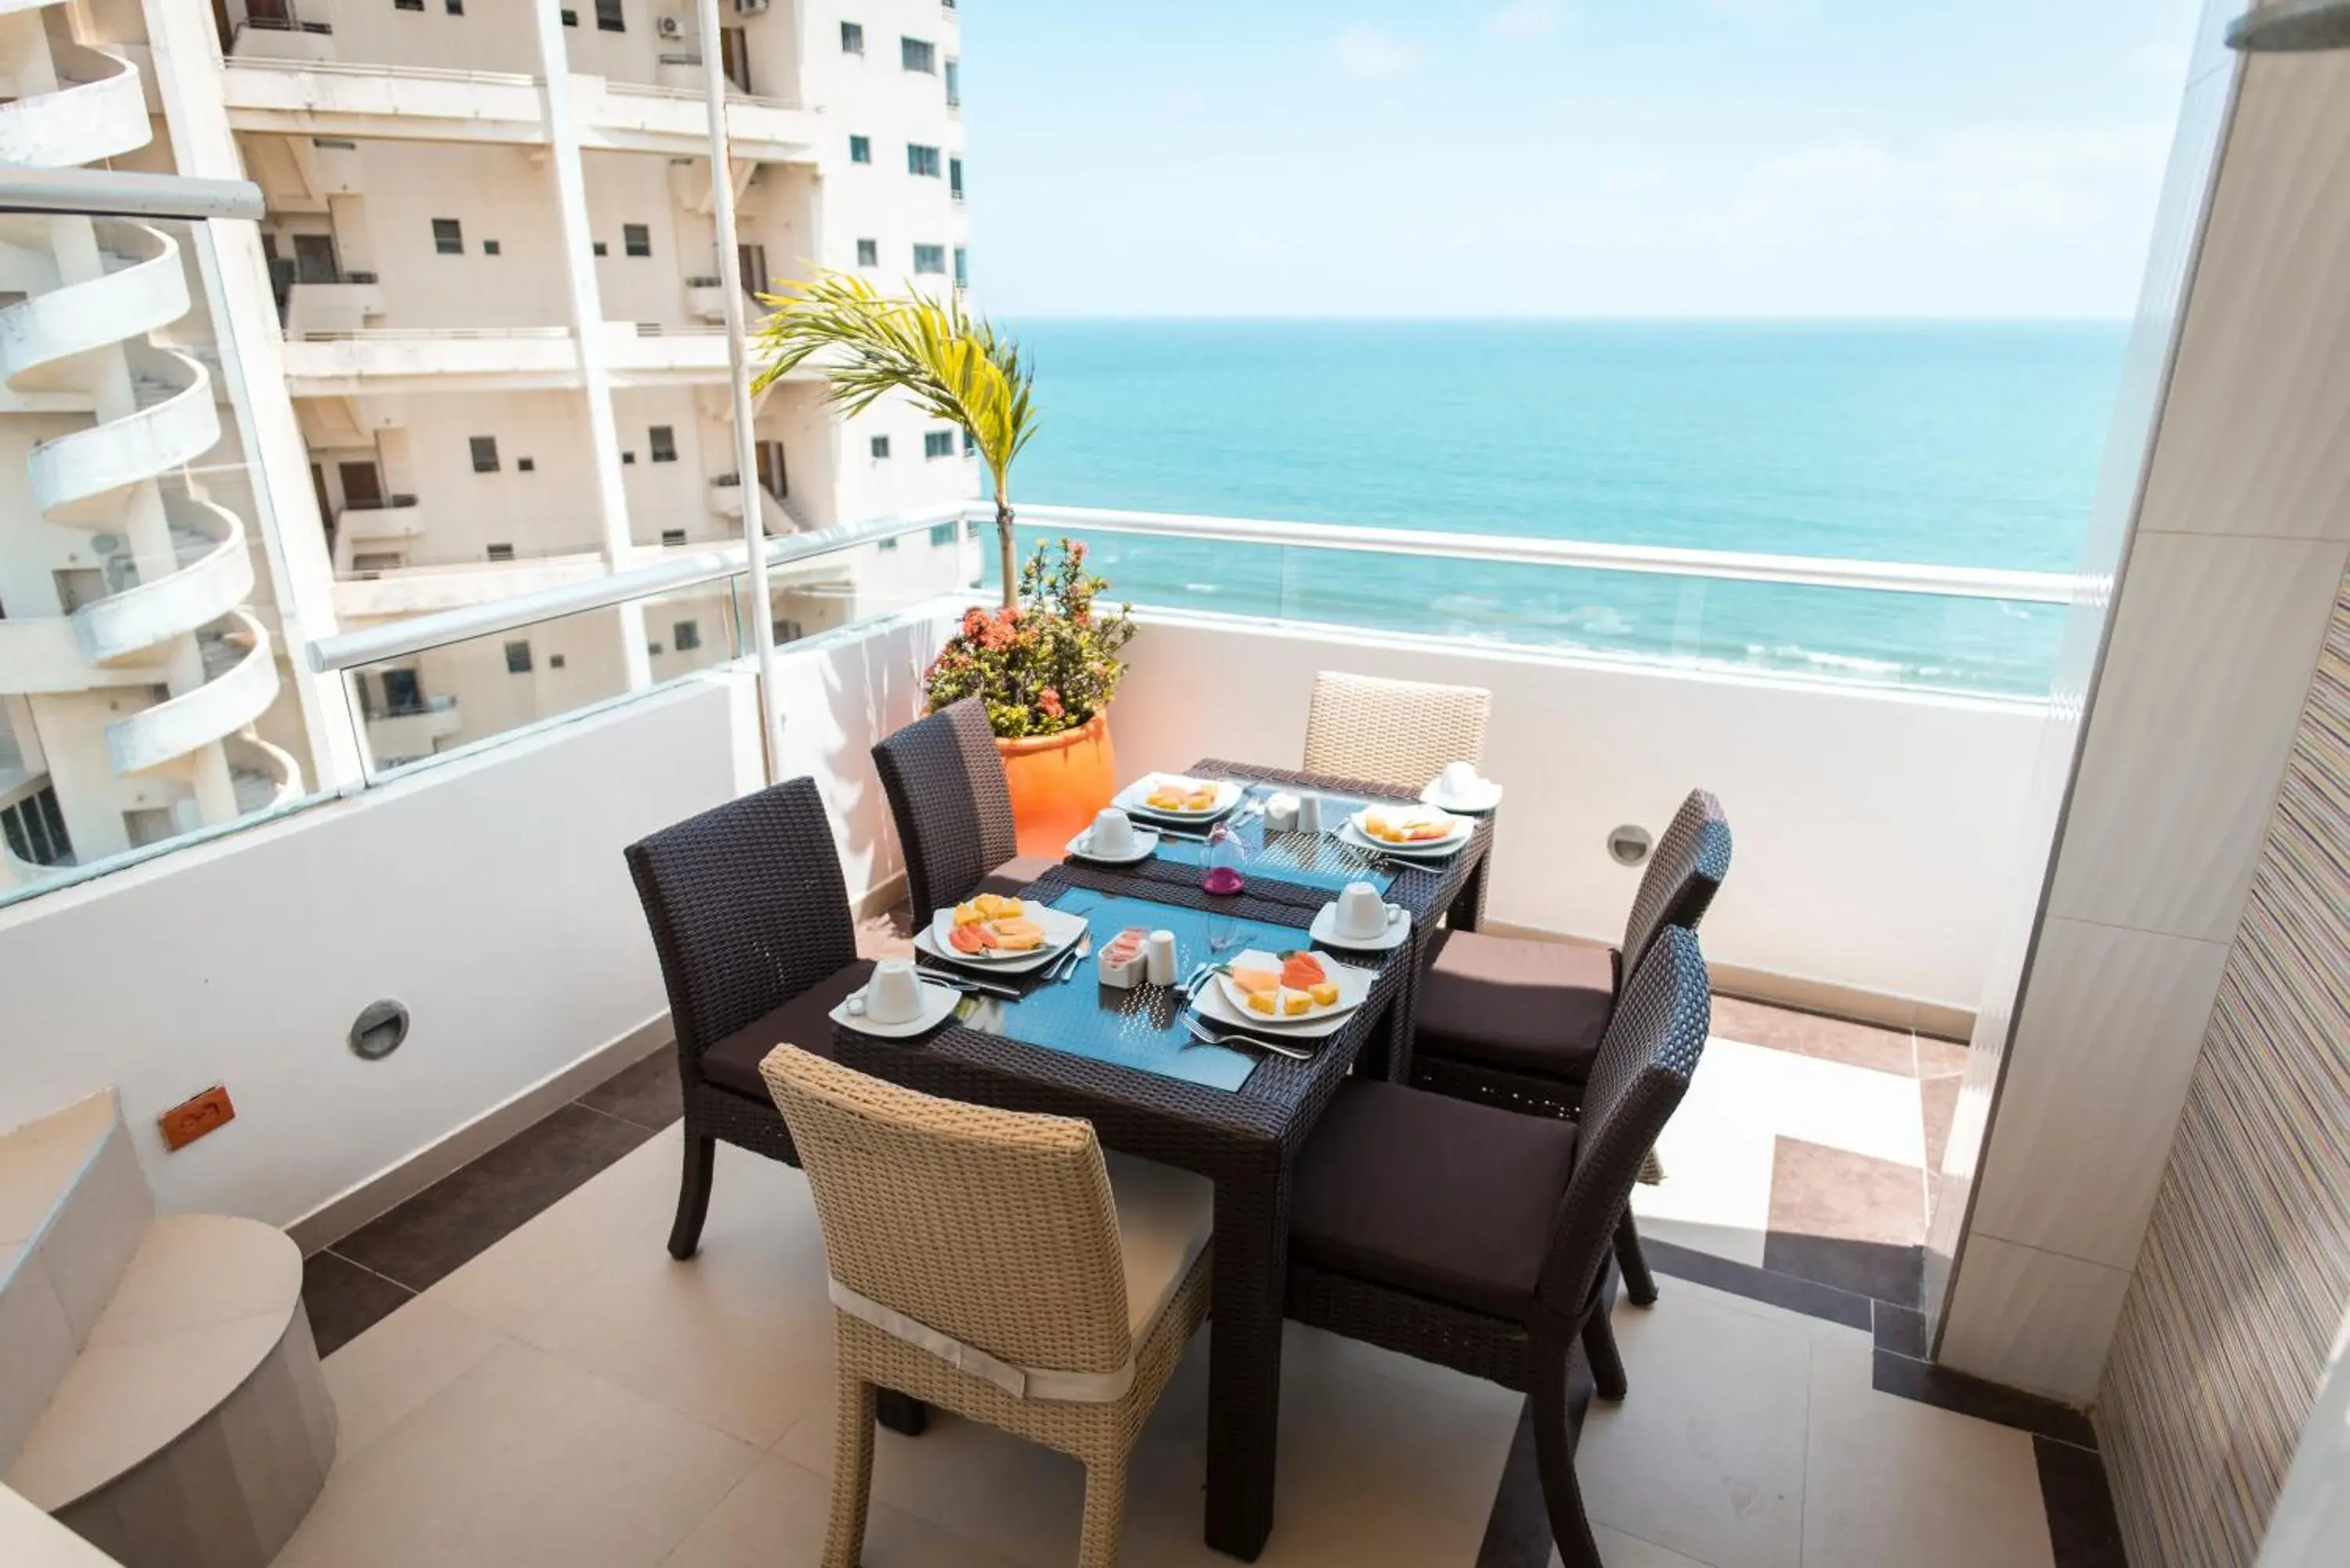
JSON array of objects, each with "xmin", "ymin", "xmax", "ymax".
[{"xmin": 2229, "ymin": 0, "xmax": 2350, "ymax": 52}]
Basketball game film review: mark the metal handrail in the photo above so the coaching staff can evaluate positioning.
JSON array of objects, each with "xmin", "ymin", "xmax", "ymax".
[
  {"xmin": 223, "ymin": 56, "xmax": 540, "ymax": 88},
  {"xmin": 974, "ymin": 503, "xmax": 2081, "ymax": 605},
  {"xmin": 307, "ymin": 502, "xmax": 964, "ymax": 672}
]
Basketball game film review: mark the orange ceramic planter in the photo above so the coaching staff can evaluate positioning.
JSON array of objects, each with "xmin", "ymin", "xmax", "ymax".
[{"xmin": 996, "ymin": 710, "xmax": 1119, "ymax": 858}]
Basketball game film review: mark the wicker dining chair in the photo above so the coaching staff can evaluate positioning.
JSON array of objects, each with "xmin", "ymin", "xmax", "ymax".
[
  {"xmin": 873, "ymin": 696, "xmax": 1059, "ymax": 922},
  {"xmin": 624, "ymin": 777, "xmax": 873, "ymax": 1261},
  {"xmin": 1410, "ymin": 788, "xmax": 1731, "ymax": 1304},
  {"xmin": 760, "ymin": 1044, "xmax": 1214, "ymax": 1568},
  {"xmin": 1285, "ymin": 927, "xmax": 1712, "ymax": 1568},
  {"xmin": 1300, "ymin": 670, "xmax": 1494, "ymax": 793}
]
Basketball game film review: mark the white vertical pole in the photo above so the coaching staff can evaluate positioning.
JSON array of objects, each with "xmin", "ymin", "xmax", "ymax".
[{"xmin": 698, "ymin": 0, "xmax": 783, "ymax": 785}]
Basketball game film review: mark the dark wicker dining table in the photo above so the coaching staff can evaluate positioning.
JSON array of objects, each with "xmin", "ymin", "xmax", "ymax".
[{"xmin": 830, "ymin": 758, "xmax": 1495, "ymax": 1561}]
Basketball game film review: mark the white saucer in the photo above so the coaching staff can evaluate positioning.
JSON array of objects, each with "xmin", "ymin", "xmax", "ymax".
[
  {"xmin": 1065, "ymin": 826, "xmax": 1161, "ymax": 865},
  {"xmin": 1309, "ymin": 901, "xmax": 1412, "ymax": 952},
  {"xmin": 1419, "ymin": 779, "xmax": 1503, "ymax": 815},
  {"xmin": 830, "ymin": 979, "xmax": 962, "ymax": 1039}
]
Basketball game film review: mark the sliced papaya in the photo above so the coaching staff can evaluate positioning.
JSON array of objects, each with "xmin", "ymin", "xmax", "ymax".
[
  {"xmin": 949, "ymin": 923, "xmax": 988, "ymax": 955},
  {"xmin": 1280, "ymin": 952, "xmax": 1327, "ymax": 989}
]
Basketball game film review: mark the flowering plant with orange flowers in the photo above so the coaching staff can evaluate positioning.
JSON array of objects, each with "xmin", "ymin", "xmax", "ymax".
[{"xmin": 924, "ymin": 537, "xmax": 1136, "ymax": 739}]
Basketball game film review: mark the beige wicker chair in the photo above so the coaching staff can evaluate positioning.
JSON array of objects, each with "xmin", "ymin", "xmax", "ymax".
[
  {"xmin": 1302, "ymin": 670, "xmax": 1493, "ymax": 792},
  {"xmin": 759, "ymin": 1044, "xmax": 1213, "ymax": 1568}
]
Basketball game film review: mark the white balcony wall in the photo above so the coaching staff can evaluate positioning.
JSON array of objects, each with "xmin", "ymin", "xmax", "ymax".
[
  {"xmin": 584, "ymin": 147, "xmax": 721, "ymax": 330},
  {"xmin": 1108, "ymin": 612, "xmax": 2042, "ymax": 1013}
]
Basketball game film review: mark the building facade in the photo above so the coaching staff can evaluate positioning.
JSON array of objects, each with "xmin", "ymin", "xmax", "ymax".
[{"xmin": 0, "ymin": 0, "xmax": 976, "ymax": 886}]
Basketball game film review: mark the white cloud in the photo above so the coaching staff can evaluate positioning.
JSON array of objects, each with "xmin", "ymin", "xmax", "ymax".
[
  {"xmin": 1488, "ymin": 0, "xmax": 1561, "ymax": 42},
  {"xmin": 1333, "ymin": 25, "xmax": 1419, "ymax": 81},
  {"xmin": 2127, "ymin": 35, "xmax": 2193, "ymax": 85}
]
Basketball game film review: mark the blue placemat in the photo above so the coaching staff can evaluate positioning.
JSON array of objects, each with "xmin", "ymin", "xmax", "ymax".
[
  {"xmin": 956, "ymin": 886, "xmax": 1319, "ymax": 1093},
  {"xmin": 1143, "ymin": 783, "xmax": 1408, "ymax": 897}
]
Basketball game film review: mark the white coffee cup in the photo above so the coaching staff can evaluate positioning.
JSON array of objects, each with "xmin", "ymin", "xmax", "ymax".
[
  {"xmin": 1335, "ymin": 880, "xmax": 1405, "ymax": 941},
  {"xmin": 1089, "ymin": 807, "xmax": 1137, "ymax": 857},
  {"xmin": 1295, "ymin": 792, "xmax": 1324, "ymax": 834},
  {"xmin": 1437, "ymin": 760, "xmax": 1485, "ymax": 796},
  {"xmin": 855, "ymin": 958, "xmax": 924, "ymax": 1025}
]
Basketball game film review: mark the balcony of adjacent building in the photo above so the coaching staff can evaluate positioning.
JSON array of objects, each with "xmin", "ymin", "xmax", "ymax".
[{"xmin": 0, "ymin": 500, "xmax": 2138, "ymax": 1568}]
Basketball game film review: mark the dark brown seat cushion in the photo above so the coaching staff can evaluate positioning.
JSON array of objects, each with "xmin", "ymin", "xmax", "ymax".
[
  {"xmin": 1290, "ymin": 1078, "xmax": 1578, "ymax": 1320},
  {"xmin": 700, "ymin": 961, "xmax": 874, "ymax": 1100},
  {"xmin": 1414, "ymin": 929, "xmax": 1618, "ymax": 1084}
]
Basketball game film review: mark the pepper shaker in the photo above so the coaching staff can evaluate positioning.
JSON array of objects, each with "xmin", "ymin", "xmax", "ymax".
[{"xmin": 1144, "ymin": 930, "xmax": 1179, "ymax": 986}]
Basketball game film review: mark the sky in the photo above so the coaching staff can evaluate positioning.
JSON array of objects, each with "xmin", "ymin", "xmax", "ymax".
[{"xmin": 960, "ymin": 0, "xmax": 2211, "ymax": 319}]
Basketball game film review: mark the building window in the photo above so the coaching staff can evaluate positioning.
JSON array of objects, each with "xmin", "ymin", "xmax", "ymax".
[
  {"xmin": 446, "ymin": 0, "xmax": 463, "ymax": 13},
  {"xmin": 432, "ymin": 219, "xmax": 463, "ymax": 255},
  {"xmin": 848, "ymin": 135, "xmax": 872, "ymax": 164},
  {"xmin": 855, "ymin": 237, "xmax": 879, "ymax": 268},
  {"xmin": 623, "ymin": 223, "xmax": 651, "ymax": 258},
  {"xmin": 674, "ymin": 620, "xmax": 701, "ymax": 652},
  {"xmin": 906, "ymin": 143, "xmax": 940, "ymax": 178},
  {"xmin": 517, "ymin": 457, "xmax": 536, "ymax": 472},
  {"xmin": 648, "ymin": 425, "xmax": 677, "ymax": 462},
  {"xmin": 953, "ymin": 246, "xmax": 967, "ymax": 287},
  {"xmin": 962, "ymin": 428, "xmax": 976, "ymax": 456},
  {"xmin": 504, "ymin": 640, "xmax": 533, "ymax": 674},
  {"xmin": 877, "ymin": 534, "xmax": 899, "ymax": 551},
  {"xmin": 913, "ymin": 244, "xmax": 945, "ymax": 274},
  {"xmin": 661, "ymin": 528, "xmax": 687, "ymax": 546},
  {"xmin": 592, "ymin": 240, "xmax": 608, "ymax": 257},
  {"xmin": 949, "ymin": 157, "xmax": 963, "ymax": 201},
  {"xmin": 395, "ymin": 0, "xmax": 423, "ymax": 9},
  {"xmin": 945, "ymin": 58, "xmax": 960, "ymax": 106},
  {"xmin": 561, "ymin": 8, "xmax": 577, "ymax": 23},
  {"xmin": 469, "ymin": 435, "xmax": 499, "ymax": 472},
  {"xmin": 483, "ymin": 238, "xmax": 501, "ymax": 255},
  {"xmin": 870, "ymin": 435, "xmax": 891, "ymax": 460},
  {"xmin": 901, "ymin": 37, "xmax": 935, "ymax": 72},
  {"xmin": 486, "ymin": 543, "xmax": 515, "ymax": 562},
  {"xmin": 930, "ymin": 521, "xmax": 958, "ymax": 547},
  {"xmin": 840, "ymin": 20, "xmax": 863, "ymax": 53},
  {"xmin": 549, "ymin": 653, "xmax": 567, "ymax": 668},
  {"xmin": 594, "ymin": 0, "xmax": 624, "ymax": 32},
  {"xmin": 924, "ymin": 430, "xmax": 954, "ymax": 459},
  {"xmin": 620, "ymin": 450, "xmax": 636, "ymax": 464}
]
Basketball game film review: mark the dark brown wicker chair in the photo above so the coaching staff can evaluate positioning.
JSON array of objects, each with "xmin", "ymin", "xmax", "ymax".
[
  {"xmin": 1410, "ymin": 788, "xmax": 1731, "ymax": 1304},
  {"xmin": 1286, "ymin": 927, "xmax": 1713, "ymax": 1568},
  {"xmin": 872, "ymin": 696, "xmax": 1058, "ymax": 921},
  {"xmin": 624, "ymin": 777, "xmax": 871, "ymax": 1261}
]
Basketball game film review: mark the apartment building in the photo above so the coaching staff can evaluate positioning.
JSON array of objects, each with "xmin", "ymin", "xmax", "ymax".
[{"xmin": 0, "ymin": 0, "xmax": 976, "ymax": 885}]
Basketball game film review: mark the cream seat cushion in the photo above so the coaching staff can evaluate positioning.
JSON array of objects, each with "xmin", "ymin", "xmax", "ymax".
[{"xmin": 1104, "ymin": 1151, "xmax": 1215, "ymax": 1342}]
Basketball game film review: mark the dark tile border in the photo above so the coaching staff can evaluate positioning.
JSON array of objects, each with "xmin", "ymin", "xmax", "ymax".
[
  {"xmin": 1869, "ymin": 1348, "xmax": 2100, "ymax": 1451},
  {"xmin": 1643, "ymin": 1235, "xmax": 1875, "ymax": 1330},
  {"xmin": 1871, "ymin": 1300, "xmax": 1929, "ymax": 1360},
  {"xmin": 2035, "ymin": 1434, "xmax": 2130, "ymax": 1568},
  {"xmin": 301, "ymin": 1053, "xmax": 682, "ymax": 1353}
]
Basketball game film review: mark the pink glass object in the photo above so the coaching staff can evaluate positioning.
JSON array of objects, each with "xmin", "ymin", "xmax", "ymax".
[{"xmin": 1202, "ymin": 823, "xmax": 1246, "ymax": 897}]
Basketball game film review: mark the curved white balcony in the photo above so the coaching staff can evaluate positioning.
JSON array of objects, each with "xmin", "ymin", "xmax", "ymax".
[
  {"xmin": 0, "ymin": 223, "xmax": 189, "ymax": 392},
  {"xmin": 75, "ymin": 496, "xmax": 257, "ymax": 667},
  {"xmin": 28, "ymin": 348, "xmax": 221, "ymax": 524},
  {"xmin": 106, "ymin": 612, "xmax": 281, "ymax": 778},
  {"xmin": 225, "ymin": 733, "xmax": 304, "ymax": 812},
  {"xmin": 0, "ymin": 44, "xmax": 150, "ymax": 167}
]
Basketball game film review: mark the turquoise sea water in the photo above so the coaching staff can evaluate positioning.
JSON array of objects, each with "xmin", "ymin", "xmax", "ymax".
[{"xmin": 992, "ymin": 320, "xmax": 2127, "ymax": 695}]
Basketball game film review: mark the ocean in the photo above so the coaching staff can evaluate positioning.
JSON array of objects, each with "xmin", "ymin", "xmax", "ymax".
[{"xmin": 990, "ymin": 320, "xmax": 2127, "ymax": 697}]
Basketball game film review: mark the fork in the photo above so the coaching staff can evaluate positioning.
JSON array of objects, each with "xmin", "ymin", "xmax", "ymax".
[{"xmin": 1184, "ymin": 1016, "xmax": 1313, "ymax": 1062}]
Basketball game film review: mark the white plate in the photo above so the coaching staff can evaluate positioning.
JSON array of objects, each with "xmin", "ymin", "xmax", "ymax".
[
  {"xmin": 1208, "ymin": 948, "xmax": 1373, "ymax": 1031},
  {"xmin": 830, "ymin": 979, "xmax": 962, "ymax": 1039},
  {"xmin": 1341, "ymin": 807, "xmax": 1473, "ymax": 861},
  {"xmin": 1309, "ymin": 901, "xmax": 1412, "ymax": 953},
  {"xmin": 1113, "ymin": 774, "xmax": 1244, "ymax": 822},
  {"xmin": 1065, "ymin": 825, "xmax": 1161, "ymax": 865},
  {"xmin": 920, "ymin": 901, "xmax": 1090, "ymax": 972},
  {"xmin": 1419, "ymin": 779, "xmax": 1503, "ymax": 815}
]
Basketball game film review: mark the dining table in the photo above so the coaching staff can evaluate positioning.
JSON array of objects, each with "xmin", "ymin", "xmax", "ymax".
[{"xmin": 829, "ymin": 757, "xmax": 1496, "ymax": 1561}]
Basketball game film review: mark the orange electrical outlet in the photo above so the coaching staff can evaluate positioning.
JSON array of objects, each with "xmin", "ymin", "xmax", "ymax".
[{"xmin": 159, "ymin": 1086, "xmax": 234, "ymax": 1151}]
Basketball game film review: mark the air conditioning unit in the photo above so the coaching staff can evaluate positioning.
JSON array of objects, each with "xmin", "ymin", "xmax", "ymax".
[
  {"xmin": 656, "ymin": 14, "xmax": 685, "ymax": 38},
  {"xmin": 735, "ymin": 0, "xmax": 771, "ymax": 14}
]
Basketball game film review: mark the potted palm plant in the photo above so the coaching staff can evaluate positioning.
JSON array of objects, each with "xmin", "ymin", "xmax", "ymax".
[{"xmin": 752, "ymin": 273, "xmax": 1134, "ymax": 851}]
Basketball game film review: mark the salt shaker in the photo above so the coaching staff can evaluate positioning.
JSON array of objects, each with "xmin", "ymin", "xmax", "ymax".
[
  {"xmin": 1145, "ymin": 930, "xmax": 1179, "ymax": 986},
  {"xmin": 1295, "ymin": 791, "xmax": 1324, "ymax": 834}
]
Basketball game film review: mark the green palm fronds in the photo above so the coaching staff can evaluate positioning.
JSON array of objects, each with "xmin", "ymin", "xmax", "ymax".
[{"xmin": 751, "ymin": 272, "xmax": 1037, "ymax": 605}]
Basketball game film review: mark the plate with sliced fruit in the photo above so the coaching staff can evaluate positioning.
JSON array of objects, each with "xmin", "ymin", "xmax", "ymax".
[
  {"xmin": 1113, "ymin": 773, "xmax": 1243, "ymax": 822},
  {"xmin": 917, "ymin": 894, "xmax": 1089, "ymax": 974},
  {"xmin": 1338, "ymin": 804, "xmax": 1473, "ymax": 860},
  {"xmin": 1196, "ymin": 948, "xmax": 1374, "ymax": 1038}
]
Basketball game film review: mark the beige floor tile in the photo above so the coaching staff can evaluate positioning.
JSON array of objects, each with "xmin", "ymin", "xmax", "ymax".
[
  {"xmin": 321, "ymin": 1293, "xmax": 507, "ymax": 1460},
  {"xmin": 1561, "ymin": 1525, "xmax": 1719, "ymax": 1567},
  {"xmin": 1577, "ymin": 1283, "xmax": 1812, "ymax": 1568},
  {"xmin": 274, "ymin": 1339, "xmax": 761, "ymax": 1568},
  {"xmin": 660, "ymin": 1453, "xmax": 1028, "ymax": 1568},
  {"xmin": 1801, "ymin": 1323, "xmax": 2055, "ymax": 1568},
  {"xmin": 424, "ymin": 1124, "xmax": 685, "ymax": 1336},
  {"xmin": 517, "ymin": 1147, "xmax": 837, "ymax": 1446}
]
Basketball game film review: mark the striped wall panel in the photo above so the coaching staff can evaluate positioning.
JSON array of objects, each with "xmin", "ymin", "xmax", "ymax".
[{"xmin": 2096, "ymin": 568, "xmax": 2350, "ymax": 1566}]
